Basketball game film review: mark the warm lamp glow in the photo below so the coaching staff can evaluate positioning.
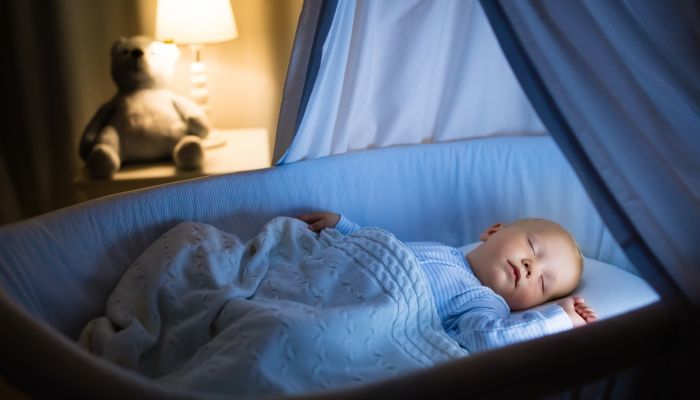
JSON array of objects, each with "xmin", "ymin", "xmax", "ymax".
[
  {"xmin": 155, "ymin": 0, "xmax": 238, "ymax": 124},
  {"xmin": 156, "ymin": 0, "xmax": 238, "ymax": 44}
]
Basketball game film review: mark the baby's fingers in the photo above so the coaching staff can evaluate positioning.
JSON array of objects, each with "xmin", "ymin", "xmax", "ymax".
[
  {"xmin": 575, "ymin": 306, "xmax": 598, "ymax": 323},
  {"xmin": 297, "ymin": 213, "xmax": 321, "ymax": 223},
  {"xmin": 574, "ymin": 303, "xmax": 591, "ymax": 312},
  {"xmin": 307, "ymin": 220, "xmax": 327, "ymax": 232},
  {"xmin": 582, "ymin": 311, "xmax": 598, "ymax": 323}
]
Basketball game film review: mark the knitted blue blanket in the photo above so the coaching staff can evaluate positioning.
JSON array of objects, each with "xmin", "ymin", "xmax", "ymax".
[{"xmin": 79, "ymin": 217, "xmax": 466, "ymax": 397}]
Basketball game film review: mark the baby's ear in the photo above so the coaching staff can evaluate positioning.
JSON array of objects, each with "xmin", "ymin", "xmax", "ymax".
[{"xmin": 480, "ymin": 222, "xmax": 503, "ymax": 241}]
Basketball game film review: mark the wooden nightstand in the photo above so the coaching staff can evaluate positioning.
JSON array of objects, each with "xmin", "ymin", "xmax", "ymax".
[{"xmin": 73, "ymin": 128, "xmax": 271, "ymax": 200}]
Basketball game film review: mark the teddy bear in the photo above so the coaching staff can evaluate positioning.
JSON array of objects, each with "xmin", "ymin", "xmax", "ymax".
[{"xmin": 79, "ymin": 35, "xmax": 211, "ymax": 179}]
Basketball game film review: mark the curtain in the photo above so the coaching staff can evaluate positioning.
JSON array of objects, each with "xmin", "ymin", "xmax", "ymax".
[
  {"xmin": 274, "ymin": 0, "xmax": 544, "ymax": 164},
  {"xmin": 1, "ymin": 0, "xmax": 75, "ymax": 224},
  {"xmin": 0, "ymin": 0, "xmax": 147, "ymax": 226},
  {"xmin": 486, "ymin": 0, "xmax": 700, "ymax": 305}
]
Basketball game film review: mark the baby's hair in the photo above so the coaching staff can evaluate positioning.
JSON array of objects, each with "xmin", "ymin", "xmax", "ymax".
[{"xmin": 509, "ymin": 218, "xmax": 584, "ymax": 278}]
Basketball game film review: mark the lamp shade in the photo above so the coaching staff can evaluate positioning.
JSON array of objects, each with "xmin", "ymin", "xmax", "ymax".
[{"xmin": 156, "ymin": 0, "xmax": 238, "ymax": 44}]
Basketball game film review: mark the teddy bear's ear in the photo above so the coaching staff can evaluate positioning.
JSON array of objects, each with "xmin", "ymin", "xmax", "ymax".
[{"xmin": 111, "ymin": 37, "xmax": 127, "ymax": 56}]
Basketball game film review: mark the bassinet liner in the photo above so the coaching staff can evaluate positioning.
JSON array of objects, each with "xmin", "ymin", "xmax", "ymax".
[{"xmin": 0, "ymin": 136, "xmax": 672, "ymax": 398}]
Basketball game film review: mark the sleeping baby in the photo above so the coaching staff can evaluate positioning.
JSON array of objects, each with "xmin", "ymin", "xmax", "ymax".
[
  {"xmin": 298, "ymin": 211, "xmax": 598, "ymax": 353},
  {"xmin": 80, "ymin": 211, "xmax": 600, "ymax": 395}
]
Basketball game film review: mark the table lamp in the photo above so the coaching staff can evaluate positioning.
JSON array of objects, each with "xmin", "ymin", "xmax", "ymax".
[{"xmin": 155, "ymin": 0, "xmax": 238, "ymax": 118}]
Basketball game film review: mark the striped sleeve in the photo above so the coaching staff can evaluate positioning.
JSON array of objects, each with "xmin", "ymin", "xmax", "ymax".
[
  {"xmin": 452, "ymin": 293, "xmax": 573, "ymax": 354},
  {"xmin": 335, "ymin": 214, "xmax": 361, "ymax": 235}
]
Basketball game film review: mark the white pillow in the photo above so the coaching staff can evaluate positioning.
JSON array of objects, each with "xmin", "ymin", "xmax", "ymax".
[{"xmin": 457, "ymin": 242, "xmax": 660, "ymax": 320}]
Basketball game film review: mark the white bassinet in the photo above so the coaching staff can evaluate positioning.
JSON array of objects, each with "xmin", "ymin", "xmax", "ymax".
[{"xmin": 0, "ymin": 136, "xmax": 671, "ymax": 398}]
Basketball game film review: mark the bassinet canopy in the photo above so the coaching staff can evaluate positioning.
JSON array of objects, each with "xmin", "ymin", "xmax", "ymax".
[
  {"xmin": 276, "ymin": 0, "xmax": 699, "ymax": 312},
  {"xmin": 273, "ymin": 0, "xmax": 546, "ymax": 163}
]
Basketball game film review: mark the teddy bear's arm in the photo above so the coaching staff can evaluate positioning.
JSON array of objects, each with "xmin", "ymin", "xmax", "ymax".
[
  {"xmin": 79, "ymin": 100, "xmax": 117, "ymax": 161},
  {"xmin": 171, "ymin": 95, "xmax": 211, "ymax": 138}
]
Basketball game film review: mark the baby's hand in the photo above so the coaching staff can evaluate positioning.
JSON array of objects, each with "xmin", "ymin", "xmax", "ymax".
[
  {"xmin": 574, "ymin": 297, "xmax": 598, "ymax": 324},
  {"xmin": 297, "ymin": 212, "xmax": 341, "ymax": 232},
  {"xmin": 558, "ymin": 296, "xmax": 598, "ymax": 328}
]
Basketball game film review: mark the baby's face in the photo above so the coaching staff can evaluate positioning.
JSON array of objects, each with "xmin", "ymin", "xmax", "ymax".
[{"xmin": 467, "ymin": 220, "xmax": 580, "ymax": 311}]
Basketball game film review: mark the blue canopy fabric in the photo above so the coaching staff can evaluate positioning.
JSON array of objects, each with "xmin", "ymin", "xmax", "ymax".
[
  {"xmin": 483, "ymin": 0, "xmax": 700, "ymax": 307},
  {"xmin": 274, "ymin": 0, "xmax": 545, "ymax": 164}
]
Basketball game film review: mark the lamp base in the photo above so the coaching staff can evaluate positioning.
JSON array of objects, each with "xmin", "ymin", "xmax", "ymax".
[
  {"xmin": 188, "ymin": 45, "xmax": 224, "ymax": 149},
  {"xmin": 189, "ymin": 44, "xmax": 210, "ymax": 115}
]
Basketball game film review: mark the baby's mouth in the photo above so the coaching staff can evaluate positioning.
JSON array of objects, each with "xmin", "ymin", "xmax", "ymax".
[{"xmin": 507, "ymin": 260, "xmax": 521, "ymax": 285}]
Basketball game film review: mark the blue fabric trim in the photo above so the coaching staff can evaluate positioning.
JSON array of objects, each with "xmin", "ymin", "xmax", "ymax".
[
  {"xmin": 295, "ymin": 0, "xmax": 338, "ymax": 134},
  {"xmin": 478, "ymin": 0, "xmax": 680, "ymax": 303}
]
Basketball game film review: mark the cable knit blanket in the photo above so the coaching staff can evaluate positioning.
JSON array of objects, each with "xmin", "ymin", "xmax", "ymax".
[{"xmin": 79, "ymin": 217, "xmax": 466, "ymax": 397}]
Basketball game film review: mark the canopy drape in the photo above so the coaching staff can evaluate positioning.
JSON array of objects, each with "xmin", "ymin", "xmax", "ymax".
[
  {"xmin": 485, "ymin": 0, "xmax": 700, "ymax": 306},
  {"xmin": 274, "ymin": 0, "xmax": 544, "ymax": 164}
]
